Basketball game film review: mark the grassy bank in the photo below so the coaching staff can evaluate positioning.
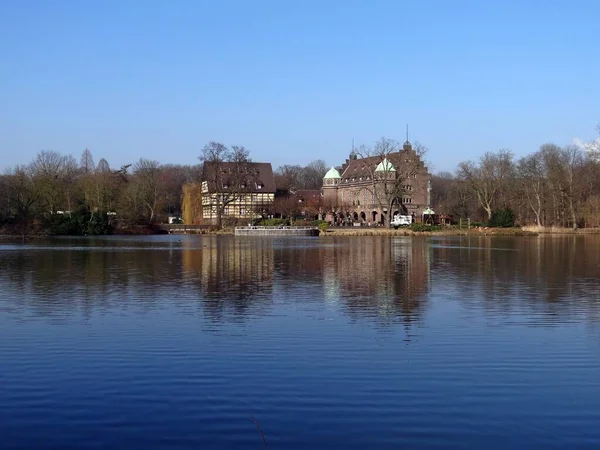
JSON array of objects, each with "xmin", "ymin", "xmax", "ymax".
[
  {"xmin": 321, "ymin": 227, "xmax": 538, "ymax": 237},
  {"xmin": 521, "ymin": 226, "xmax": 600, "ymax": 234}
]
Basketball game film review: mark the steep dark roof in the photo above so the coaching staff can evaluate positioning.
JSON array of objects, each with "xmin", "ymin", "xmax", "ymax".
[
  {"xmin": 202, "ymin": 161, "xmax": 276, "ymax": 193},
  {"xmin": 341, "ymin": 155, "xmax": 383, "ymax": 178},
  {"xmin": 340, "ymin": 150, "xmax": 426, "ymax": 179},
  {"xmin": 294, "ymin": 190, "xmax": 321, "ymax": 202}
]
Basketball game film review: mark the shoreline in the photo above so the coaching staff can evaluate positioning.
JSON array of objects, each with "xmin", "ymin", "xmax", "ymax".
[
  {"xmin": 321, "ymin": 227, "xmax": 600, "ymax": 237},
  {"xmin": 3, "ymin": 227, "xmax": 600, "ymax": 240},
  {"xmin": 320, "ymin": 228, "xmax": 539, "ymax": 237}
]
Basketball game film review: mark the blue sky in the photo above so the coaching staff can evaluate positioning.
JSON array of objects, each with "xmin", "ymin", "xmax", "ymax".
[{"xmin": 1, "ymin": 0, "xmax": 599, "ymax": 173}]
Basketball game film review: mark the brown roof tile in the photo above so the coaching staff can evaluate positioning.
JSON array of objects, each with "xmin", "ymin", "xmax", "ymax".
[
  {"xmin": 202, "ymin": 161, "xmax": 276, "ymax": 193},
  {"xmin": 340, "ymin": 151, "xmax": 426, "ymax": 179},
  {"xmin": 293, "ymin": 190, "xmax": 322, "ymax": 202}
]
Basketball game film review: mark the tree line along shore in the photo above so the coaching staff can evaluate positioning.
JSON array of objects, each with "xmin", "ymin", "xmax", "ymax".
[{"xmin": 2, "ymin": 128, "xmax": 600, "ymax": 238}]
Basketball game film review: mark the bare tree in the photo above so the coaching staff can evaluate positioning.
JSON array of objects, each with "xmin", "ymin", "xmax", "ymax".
[
  {"xmin": 562, "ymin": 145, "xmax": 584, "ymax": 229},
  {"xmin": 272, "ymin": 194, "xmax": 301, "ymax": 224},
  {"xmin": 518, "ymin": 153, "xmax": 546, "ymax": 227},
  {"xmin": 430, "ymin": 172, "xmax": 476, "ymax": 220},
  {"xmin": 62, "ymin": 155, "xmax": 79, "ymax": 215},
  {"xmin": 31, "ymin": 150, "xmax": 76, "ymax": 215},
  {"xmin": 3, "ymin": 165, "xmax": 39, "ymax": 237},
  {"xmin": 80, "ymin": 148, "xmax": 95, "ymax": 173},
  {"xmin": 200, "ymin": 141, "xmax": 254, "ymax": 227},
  {"xmin": 274, "ymin": 165, "xmax": 303, "ymax": 191},
  {"xmin": 0, "ymin": 175, "xmax": 9, "ymax": 221},
  {"xmin": 159, "ymin": 164, "xmax": 197, "ymax": 216},
  {"xmin": 275, "ymin": 161, "xmax": 328, "ymax": 191},
  {"xmin": 538, "ymin": 144, "xmax": 565, "ymax": 226},
  {"xmin": 301, "ymin": 160, "xmax": 328, "ymax": 189},
  {"xmin": 303, "ymin": 193, "xmax": 325, "ymax": 220},
  {"xmin": 94, "ymin": 158, "xmax": 120, "ymax": 213},
  {"xmin": 457, "ymin": 150, "xmax": 514, "ymax": 221},
  {"xmin": 132, "ymin": 159, "xmax": 162, "ymax": 223}
]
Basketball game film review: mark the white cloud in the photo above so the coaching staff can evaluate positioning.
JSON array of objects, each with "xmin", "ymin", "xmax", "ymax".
[
  {"xmin": 572, "ymin": 137, "xmax": 600, "ymax": 154},
  {"xmin": 572, "ymin": 137, "xmax": 588, "ymax": 149}
]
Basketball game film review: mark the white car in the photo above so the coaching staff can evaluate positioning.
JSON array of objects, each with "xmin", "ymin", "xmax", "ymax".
[{"xmin": 391, "ymin": 215, "xmax": 412, "ymax": 228}]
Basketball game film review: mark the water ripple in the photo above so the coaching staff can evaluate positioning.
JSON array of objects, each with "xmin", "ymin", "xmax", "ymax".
[{"xmin": 1, "ymin": 235, "xmax": 600, "ymax": 449}]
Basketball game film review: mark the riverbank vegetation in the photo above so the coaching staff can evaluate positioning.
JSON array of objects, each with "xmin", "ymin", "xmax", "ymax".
[
  {"xmin": 322, "ymin": 226, "xmax": 538, "ymax": 237},
  {"xmin": 0, "ymin": 146, "xmax": 328, "ymax": 237},
  {"xmin": 433, "ymin": 131, "xmax": 600, "ymax": 229},
  {"xmin": 2, "ymin": 127, "xmax": 600, "ymax": 236},
  {"xmin": 0, "ymin": 148, "xmax": 203, "ymax": 237}
]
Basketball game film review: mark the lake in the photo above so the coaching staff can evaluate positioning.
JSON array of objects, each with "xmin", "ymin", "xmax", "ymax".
[{"xmin": 1, "ymin": 235, "xmax": 600, "ymax": 449}]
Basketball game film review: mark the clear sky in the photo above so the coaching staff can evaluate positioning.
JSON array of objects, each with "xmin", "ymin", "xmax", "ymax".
[{"xmin": 1, "ymin": 0, "xmax": 599, "ymax": 173}]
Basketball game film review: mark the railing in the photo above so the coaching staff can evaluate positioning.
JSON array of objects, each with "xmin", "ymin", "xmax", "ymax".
[
  {"xmin": 234, "ymin": 225, "xmax": 320, "ymax": 236},
  {"xmin": 157, "ymin": 224, "xmax": 210, "ymax": 232},
  {"xmin": 235, "ymin": 226, "xmax": 318, "ymax": 230}
]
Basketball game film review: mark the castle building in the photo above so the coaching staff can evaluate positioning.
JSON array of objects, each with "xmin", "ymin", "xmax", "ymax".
[
  {"xmin": 182, "ymin": 161, "xmax": 276, "ymax": 225},
  {"xmin": 322, "ymin": 140, "xmax": 431, "ymax": 225}
]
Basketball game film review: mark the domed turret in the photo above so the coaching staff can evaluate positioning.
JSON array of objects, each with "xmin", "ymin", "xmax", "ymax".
[
  {"xmin": 324, "ymin": 167, "xmax": 341, "ymax": 179},
  {"xmin": 323, "ymin": 166, "xmax": 341, "ymax": 187}
]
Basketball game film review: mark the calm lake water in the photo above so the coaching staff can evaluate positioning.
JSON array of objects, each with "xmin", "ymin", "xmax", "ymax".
[{"xmin": 1, "ymin": 235, "xmax": 600, "ymax": 449}]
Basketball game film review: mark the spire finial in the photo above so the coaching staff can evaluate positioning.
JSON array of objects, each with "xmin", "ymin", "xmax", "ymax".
[{"xmin": 406, "ymin": 124, "xmax": 409, "ymax": 143}]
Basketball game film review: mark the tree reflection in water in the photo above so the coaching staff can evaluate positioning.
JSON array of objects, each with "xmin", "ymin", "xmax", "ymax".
[{"xmin": 0, "ymin": 235, "xmax": 599, "ymax": 330}]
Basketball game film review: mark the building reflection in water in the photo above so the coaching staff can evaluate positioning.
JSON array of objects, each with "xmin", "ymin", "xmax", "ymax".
[
  {"xmin": 266, "ymin": 236, "xmax": 431, "ymax": 329},
  {"xmin": 181, "ymin": 236, "xmax": 275, "ymax": 322},
  {"xmin": 180, "ymin": 236, "xmax": 432, "ymax": 328},
  {"xmin": 1, "ymin": 235, "xmax": 599, "ymax": 329},
  {"xmin": 331, "ymin": 237, "xmax": 430, "ymax": 330}
]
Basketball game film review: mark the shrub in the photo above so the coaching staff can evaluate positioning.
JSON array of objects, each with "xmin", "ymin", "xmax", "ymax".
[
  {"xmin": 410, "ymin": 222, "xmax": 441, "ymax": 232},
  {"xmin": 87, "ymin": 212, "xmax": 113, "ymax": 235},
  {"xmin": 47, "ymin": 211, "xmax": 114, "ymax": 236},
  {"xmin": 48, "ymin": 214, "xmax": 85, "ymax": 235},
  {"xmin": 489, "ymin": 209, "xmax": 515, "ymax": 228},
  {"xmin": 312, "ymin": 220, "xmax": 330, "ymax": 231},
  {"xmin": 256, "ymin": 218, "xmax": 288, "ymax": 226}
]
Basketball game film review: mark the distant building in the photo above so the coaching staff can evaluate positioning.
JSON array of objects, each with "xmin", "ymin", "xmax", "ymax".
[
  {"xmin": 196, "ymin": 161, "xmax": 276, "ymax": 225},
  {"xmin": 322, "ymin": 140, "xmax": 431, "ymax": 225}
]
